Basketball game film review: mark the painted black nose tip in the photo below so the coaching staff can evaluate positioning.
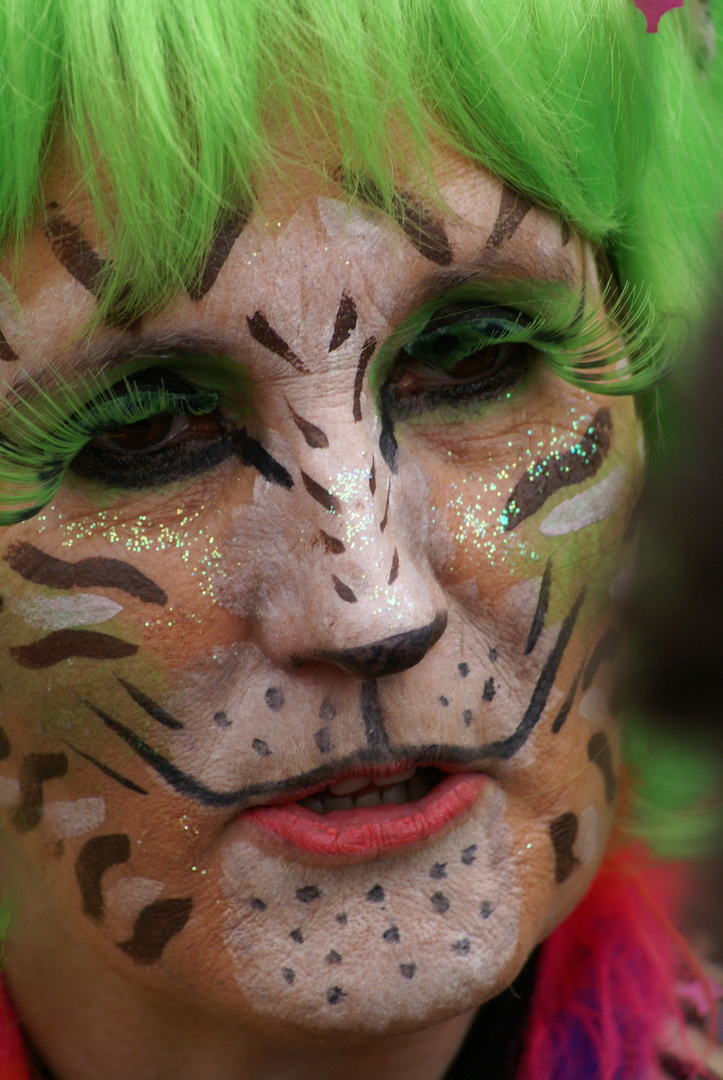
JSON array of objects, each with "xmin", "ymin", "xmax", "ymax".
[{"xmin": 309, "ymin": 611, "xmax": 448, "ymax": 678}]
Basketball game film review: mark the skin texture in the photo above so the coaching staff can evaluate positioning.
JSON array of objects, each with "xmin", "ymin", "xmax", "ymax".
[{"xmin": 0, "ymin": 142, "xmax": 641, "ymax": 1080}]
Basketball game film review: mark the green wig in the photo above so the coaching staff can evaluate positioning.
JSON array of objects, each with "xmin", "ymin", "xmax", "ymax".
[{"xmin": 0, "ymin": 0, "xmax": 721, "ymax": 388}]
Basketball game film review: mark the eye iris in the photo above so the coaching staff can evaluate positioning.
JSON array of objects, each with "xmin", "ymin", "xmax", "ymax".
[{"xmin": 99, "ymin": 414, "xmax": 179, "ymax": 451}]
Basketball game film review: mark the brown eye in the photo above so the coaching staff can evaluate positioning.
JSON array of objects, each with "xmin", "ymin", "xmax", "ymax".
[
  {"xmin": 91, "ymin": 414, "xmax": 189, "ymax": 453},
  {"xmin": 394, "ymin": 341, "xmax": 524, "ymax": 397}
]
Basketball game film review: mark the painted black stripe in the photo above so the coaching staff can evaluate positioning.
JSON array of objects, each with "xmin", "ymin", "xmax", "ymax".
[
  {"xmin": 360, "ymin": 681, "xmax": 391, "ymax": 754},
  {"xmin": 65, "ymin": 742, "xmax": 148, "ymax": 794},
  {"xmin": 118, "ymin": 678, "xmax": 183, "ymax": 730},
  {"xmin": 233, "ymin": 429, "xmax": 294, "ymax": 488},
  {"xmin": 524, "ymin": 559, "xmax": 552, "ymax": 655},
  {"xmin": 551, "ymin": 664, "xmax": 583, "ymax": 734},
  {"xmin": 583, "ymin": 624, "xmax": 620, "ymax": 690},
  {"xmin": 353, "ymin": 337, "xmax": 377, "ymax": 422},
  {"xmin": 6, "ymin": 543, "xmax": 167, "ymax": 605}
]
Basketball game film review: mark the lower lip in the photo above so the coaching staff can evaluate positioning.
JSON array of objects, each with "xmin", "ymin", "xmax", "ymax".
[{"xmin": 241, "ymin": 773, "xmax": 488, "ymax": 857}]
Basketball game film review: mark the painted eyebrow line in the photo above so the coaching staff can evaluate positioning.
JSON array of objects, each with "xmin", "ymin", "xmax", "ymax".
[{"xmin": 408, "ymin": 250, "xmax": 578, "ymax": 308}]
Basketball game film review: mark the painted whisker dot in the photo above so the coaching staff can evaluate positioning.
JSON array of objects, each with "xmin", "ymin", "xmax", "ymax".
[
  {"xmin": 461, "ymin": 845, "xmax": 478, "ymax": 865},
  {"xmin": 265, "ymin": 686, "xmax": 284, "ymax": 711},
  {"xmin": 314, "ymin": 727, "xmax": 332, "ymax": 753},
  {"xmin": 383, "ymin": 926, "xmax": 400, "ymax": 944},
  {"xmin": 326, "ymin": 986, "xmax": 346, "ymax": 1005},
  {"xmin": 296, "ymin": 885, "xmax": 322, "ymax": 903},
  {"xmin": 482, "ymin": 677, "xmax": 496, "ymax": 702},
  {"xmin": 252, "ymin": 738, "xmax": 272, "ymax": 757},
  {"xmin": 488, "ymin": 648, "xmax": 498, "ymax": 662},
  {"xmin": 399, "ymin": 963, "xmax": 416, "ymax": 979},
  {"xmin": 319, "ymin": 699, "xmax": 336, "ymax": 722},
  {"xmin": 213, "ymin": 711, "xmax": 231, "ymax": 727},
  {"xmin": 430, "ymin": 863, "xmax": 447, "ymax": 880},
  {"xmin": 458, "ymin": 662, "xmax": 469, "ymax": 677},
  {"xmin": 282, "ymin": 968, "xmax": 296, "ymax": 984},
  {"xmin": 452, "ymin": 937, "xmax": 471, "ymax": 955},
  {"xmin": 290, "ymin": 928, "xmax": 304, "ymax": 943},
  {"xmin": 480, "ymin": 900, "xmax": 494, "ymax": 919},
  {"xmin": 463, "ymin": 709, "xmax": 473, "ymax": 727},
  {"xmin": 335, "ymin": 913, "xmax": 348, "ymax": 924},
  {"xmin": 430, "ymin": 892, "xmax": 450, "ymax": 914},
  {"xmin": 326, "ymin": 949, "xmax": 342, "ymax": 964},
  {"xmin": 366, "ymin": 884, "xmax": 385, "ymax": 903},
  {"xmin": 250, "ymin": 896, "xmax": 267, "ymax": 911},
  {"xmin": 438, "ymin": 696, "xmax": 449, "ymax": 707}
]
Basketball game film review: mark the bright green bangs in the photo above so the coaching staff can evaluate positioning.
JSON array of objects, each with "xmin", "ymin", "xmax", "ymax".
[{"xmin": 0, "ymin": 0, "xmax": 721, "ymax": 377}]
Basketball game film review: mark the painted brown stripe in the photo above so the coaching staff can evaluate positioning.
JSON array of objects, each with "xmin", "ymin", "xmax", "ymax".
[
  {"xmin": 188, "ymin": 205, "xmax": 251, "ymax": 300},
  {"xmin": 247, "ymin": 311, "xmax": 309, "ymax": 373},
  {"xmin": 44, "ymin": 210, "xmax": 133, "ymax": 326},
  {"xmin": 388, "ymin": 548, "xmax": 399, "ymax": 585},
  {"xmin": 11, "ymin": 629, "xmax": 138, "ymax": 669},
  {"xmin": 549, "ymin": 811, "xmax": 580, "ymax": 883},
  {"xmin": 75, "ymin": 834, "xmax": 131, "ymax": 921},
  {"xmin": 0, "ymin": 327, "xmax": 18, "ymax": 362},
  {"xmin": 502, "ymin": 408, "xmax": 612, "ymax": 532},
  {"xmin": 301, "ymin": 472, "xmax": 341, "ymax": 514},
  {"xmin": 6, "ymin": 543, "xmax": 168, "ymax": 605},
  {"xmin": 332, "ymin": 576, "xmax": 357, "ymax": 603},
  {"xmin": 380, "ymin": 481, "xmax": 390, "ymax": 532},
  {"xmin": 0, "ymin": 727, "xmax": 10, "ymax": 760},
  {"xmin": 118, "ymin": 897, "xmax": 193, "ymax": 965},
  {"xmin": 351, "ymin": 177, "xmax": 452, "ymax": 266},
  {"xmin": 328, "ymin": 292, "xmax": 358, "ymax": 352},
  {"xmin": 353, "ymin": 336, "xmax": 376, "ymax": 422},
  {"xmin": 369, "ymin": 458, "xmax": 376, "ymax": 496},
  {"xmin": 485, "ymin": 185, "xmax": 533, "ymax": 250},
  {"xmin": 587, "ymin": 730, "xmax": 618, "ymax": 803},
  {"xmin": 319, "ymin": 530, "xmax": 345, "ymax": 554},
  {"xmin": 286, "ymin": 400, "xmax": 329, "ymax": 448},
  {"xmin": 11, "ymin": 752, "xmax": 68, "ymax": 832}
]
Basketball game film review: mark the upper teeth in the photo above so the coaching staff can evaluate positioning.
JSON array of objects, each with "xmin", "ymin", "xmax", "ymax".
[
  {"xmin": 328, "ymin": 768, "xmax": 416, "ymax": 796},
  {"xmin": 299, "ymin": 768, "xmax": 435, "ymax": 815}
]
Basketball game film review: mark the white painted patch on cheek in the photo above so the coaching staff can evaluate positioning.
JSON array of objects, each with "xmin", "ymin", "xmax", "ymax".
[
  {"xmin": 105, "ymin": 876, "xmax": 165, "ymax": 919},
  {"xmin": 0, "ymin": 777, "xmax": 19, "ymax": 805},
  {"xmin": 19, "ymin": 594, "xmax": 123, "ymax": 630},
  {"xmin": 44, "ymin": 797, "xmax": 106, "ymax": 837},
  {"xmin": 576, "ymin": 805, "xmax": 601, "ymax": 866},
  {"xmin": 579, "ymin": 687, "xmax": 608, "ymax": 726},
  {"xmin": 609, "ymin": 562, "xmax": 633, "ymax": 601},
  {"xmin": 539, "ymin": 466, "xmax": 628, "ymax": 537}
]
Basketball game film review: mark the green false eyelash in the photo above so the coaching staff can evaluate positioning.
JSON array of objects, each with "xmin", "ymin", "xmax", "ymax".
[{"xmin": 0, "ymin": 370, "xmax": 218, "ymax": 524}]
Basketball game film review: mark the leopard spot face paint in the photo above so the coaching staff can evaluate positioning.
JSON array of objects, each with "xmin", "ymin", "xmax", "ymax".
[{"xmin": 0, "ymin": 139, "xmax": 641, "ymax": 1048}]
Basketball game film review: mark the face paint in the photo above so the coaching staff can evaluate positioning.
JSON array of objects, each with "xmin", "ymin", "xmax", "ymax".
[{"xmin": 0, "ymin": 143, "xmax": 639, "ymax": 1058}]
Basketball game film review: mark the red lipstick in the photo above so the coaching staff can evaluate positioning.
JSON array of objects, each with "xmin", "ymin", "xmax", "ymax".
[{"xmin": 241, "ymin": 772, "xmax": 487, "ymax": 857}]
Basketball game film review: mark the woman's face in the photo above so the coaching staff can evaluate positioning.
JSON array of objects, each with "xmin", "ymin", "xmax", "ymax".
[{"xmin": 0, "ymin": 144, "xmax": 639, "ymax": 1043}]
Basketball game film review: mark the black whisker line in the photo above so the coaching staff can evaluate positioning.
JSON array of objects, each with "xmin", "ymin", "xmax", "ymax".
[
  {"xmin": 117, "ymin": 678, "xmax": 184, "ymax": 730},
  {"xmin": 524, "ymin": 558, "xmax": 552, "ymax": 655},
  {"xmin": 64, "ymin": 741, "xmax": 148, "ymax": 795}
]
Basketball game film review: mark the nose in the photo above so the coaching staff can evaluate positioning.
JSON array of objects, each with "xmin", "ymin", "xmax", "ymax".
[{"xmin": 300, "ymin": 610, "xmax": 448, "ymax": 678}]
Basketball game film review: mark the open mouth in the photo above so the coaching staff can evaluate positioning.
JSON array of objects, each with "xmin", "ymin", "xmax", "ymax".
[
  {"xmin": 298, "ymin": 766, "xmax": 442, "ymax": 814},
  {"xmin": 240, "ymin": 767, "xmax": 487, "ymax": 858}
]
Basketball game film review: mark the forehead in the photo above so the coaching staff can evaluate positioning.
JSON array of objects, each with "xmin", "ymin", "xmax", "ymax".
[{"xmin": 0, "ymin": 141, "xmax": 580, "ymax": 384}]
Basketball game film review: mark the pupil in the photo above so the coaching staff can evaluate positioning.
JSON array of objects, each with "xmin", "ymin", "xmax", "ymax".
[{"xmin": 104, "ymin": 415, "xmax": 175, "ymax": 450}]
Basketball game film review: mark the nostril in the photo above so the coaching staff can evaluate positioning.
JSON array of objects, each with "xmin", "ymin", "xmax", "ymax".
[{"xmin": 301, "ymin": 611, "xmax": 448, "ymax": 678}]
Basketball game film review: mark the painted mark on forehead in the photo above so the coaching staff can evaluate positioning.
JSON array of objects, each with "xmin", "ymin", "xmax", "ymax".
[
  {"xmin": 75, "ymin": 833, "xmax": 131, "ymax": 921},
  {"xmin": 301, "ymin": 471, "xmax": 341, "ymax": 514},
  {"xmin": 6, "ymin": 544, "xmax": 167, "ymax": 605},
  {"xmin": 66, "ymin": 742, "xmax": 147, "ymax": 794},
  {"xmin": 349, "ymin": 176, "xmax": 453, "ymax": 266},
  {"xmin": 0, "ymin": 327, "xmax": 18, "ymax": 362},
  {"xmin": 549, "ymin": 811, "xmax": 580, "ymax": 884},
  {"xmin": 11, "ymin": 752, "xmax": 68, "ymax": 832},
  {"xmin": 485, "ymin": 185, "xmax": 533, "ymax": 250},
  {"xmin": 10, "ymin": 628, "xmax": 138, "ymax": 668},
  {"xmin": 246, "ymin": 311, "xmax": 310, "ymax": 373},
  {"xmin": 525, "ymin": 559, "xmax": 552, "ymax": 655},
  {"xmin": 188, "ymin": 205, "xmax": 251, "ymax": 300},
  {"xmin": 329, "ymin": 292, "xmax": 358, "ymax": 352},
  {"xmin": 118, "ymin": 678, "xmax": 183, "ymax": 731},
  {"xmin": 117, "ymin": 897, "xmax": 193, "ymax": 965},
  {"xmin": 353, "ymin": 337, "xmax": 377, "ymax": 422},
  {"xmin": 44, "ymin": 209, "xmax": 132, "ymax": 326},
  {"xmin": 360, "ymin": 680, "xmax": 391, "ymax": 753},
  {"xmin": 503, "ymin": 408, "xmax": 612, "ymax": 532},
  {"xmin": 587, "ymin": 731, "xmax": 618, "ymax": 804},
  {"xmin": 286, "ymin": 400, "xmax": 329, "ymax": 449}
]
